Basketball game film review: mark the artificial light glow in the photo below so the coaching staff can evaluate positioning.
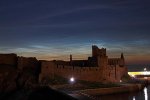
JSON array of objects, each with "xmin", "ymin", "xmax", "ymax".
[
  {"xmin": 133, "ymin": 96, "xmax": 135, "ymax": 100},
  {"xmin": 131, "ymin": 75, "xmax": 135, "ymax": 78},
  {"xmin": 120, "ymin": 80, "xmax": 122, "ymax": 82},
  {"xmin": 144, "ymin": 87, "xmax": 148, "ymax": 100},
  {"xmin": 128, "ymin": 71, "xmax": 150, "ymax": 76},
  {"xmin": 70, "ymin": 77, "xmax": 75, "ymax": 82},
  {"xmin": 144, "ymin": 77, "xmax": 148, "ymax": 79},
  {"xmin": 144, "ymin": 68, "xmax": 147, "ymax": 71}
]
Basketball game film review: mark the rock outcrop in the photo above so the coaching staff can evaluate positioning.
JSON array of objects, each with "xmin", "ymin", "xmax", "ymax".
[{"xmin": 0, "ymin": 54, "xmax": 40, "ymax": 100}]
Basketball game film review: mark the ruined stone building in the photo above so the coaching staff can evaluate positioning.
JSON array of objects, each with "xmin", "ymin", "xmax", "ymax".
[
  {"xmin": 0, "ymin": 54, "xmax": 42, "ymax": 93},
  {"xmin": 40, "ymin": 45, "xmax": 128, "ymax": 83},
  {"xmin": 0, "ymin": 45, "xmax": 128, "ymax": 83}
]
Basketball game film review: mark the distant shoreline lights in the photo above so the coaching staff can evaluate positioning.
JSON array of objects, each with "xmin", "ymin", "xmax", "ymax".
[{"xmin": 128, "ymin": 71, "xmax": 150, "ymax": 76}]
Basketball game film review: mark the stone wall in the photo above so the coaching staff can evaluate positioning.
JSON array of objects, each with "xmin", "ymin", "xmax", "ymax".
[
  {"xmin": 39, "ymin": 61, "xmax": 128, "ymax": 83},
  {"xmin": 17, "ymin": 57, "xmax": 39, "ymax": 70},
  {"xmin": 0, "ymin": 54, "xmax": 17, "ymax": 66}
]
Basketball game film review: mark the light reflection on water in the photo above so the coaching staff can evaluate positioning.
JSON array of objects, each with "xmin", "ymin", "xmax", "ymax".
[
  {"xmin": 133, "ymin": 96, "xmax": 135, "ymax": 100},
  {"xmin": 96, "ymin": 86, "xmax": 149, "ymax": 100},
  {"xmin": 144, "ymin": 87, "xmax": 148, "ymax": 100},
  {"xmin": 93, "ymin": 64, "xmax": 150, "ymax": 100}
]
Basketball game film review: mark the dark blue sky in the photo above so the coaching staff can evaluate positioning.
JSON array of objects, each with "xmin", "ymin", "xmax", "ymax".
[{"xmin": 0, "ymin": 0, "xmax": 150, "ymax": 64}]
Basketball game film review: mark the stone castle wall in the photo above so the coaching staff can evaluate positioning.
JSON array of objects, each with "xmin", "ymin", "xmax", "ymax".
[
  {"xmin": 0, "ymin": 53, "xmax": 39, "ymax": 71},
  {"xmin": 39, "ymin": 61, "xmax": 127, "ymax": 83},
  {"xmin": 0, "ymin": 54, "xmax": 41, "ymax": 93},
  {"xmin": 17, "ymin": 57, "xmax": 39, "ymax": 70},
  {"xmin": 0, "ymin": 54, "xmax": 17, "ymax": 66},
  {"xmin": 0, "ymin": 45, "xmax": 128, "ymax": 83}
]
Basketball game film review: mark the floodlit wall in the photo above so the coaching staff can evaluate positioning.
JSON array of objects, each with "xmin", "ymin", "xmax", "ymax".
[{"xmin": 39, "ymin": 61, "xmax": 127, "ymax": 83}]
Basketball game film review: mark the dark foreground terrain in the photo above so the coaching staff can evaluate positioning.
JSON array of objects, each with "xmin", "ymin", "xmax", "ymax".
[{"xmin": 0, "ymin": 86, "xmax": 77, "ymax": 100}]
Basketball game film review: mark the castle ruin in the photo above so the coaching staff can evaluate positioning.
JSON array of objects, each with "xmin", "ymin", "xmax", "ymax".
[{"xmin": 39, "ymin": 45, "xmax": 128, "ymax": 83}]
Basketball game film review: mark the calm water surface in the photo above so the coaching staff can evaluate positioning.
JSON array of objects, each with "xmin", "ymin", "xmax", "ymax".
[
  {"xmin": 96, "ymin": 65, "xmax": 150, "ymax": 100},
  {"xmin": 96, "ymin": 86, "xmax": 149, "ymax": 100}
]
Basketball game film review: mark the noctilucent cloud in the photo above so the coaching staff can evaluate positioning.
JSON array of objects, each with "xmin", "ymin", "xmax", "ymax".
[{"xmin": 0, "ymin": 0, "xmax": 150, "ymax": 64}]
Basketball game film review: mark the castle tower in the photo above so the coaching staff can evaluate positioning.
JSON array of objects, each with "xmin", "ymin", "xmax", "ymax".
[
  {"xmin": 92, "ymin": 45, "xmax": 99, "ymax": 57},
  {"xmin": 70, "ymin": 54, "xmax": 72, "ymax": 62},
  {"xmin": 97, "ymin": 53, "xmax": 108, "ymax": 68},
  {"xmin": 92, "ymin": 45, "xmax": 107, "ymax": 67},
  {"xmin": 120, "ymin": 53, "xmax": 125, "ymax": 67},
  {"xmin": 98, "ymin": 48, "xmax": 106, "ymax": 56},
  {"xmin": 92, "ymin": 45, "xmax": 106, "ymax": 57},
  {"xmin": 70, "ymin": 54, "xmax": 72, "ymax": 65}
]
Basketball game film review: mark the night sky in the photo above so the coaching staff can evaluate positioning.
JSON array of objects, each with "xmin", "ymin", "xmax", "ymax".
[{"xmin": 0, "ymin": 0, "xmax": 150, "ymax": 64}]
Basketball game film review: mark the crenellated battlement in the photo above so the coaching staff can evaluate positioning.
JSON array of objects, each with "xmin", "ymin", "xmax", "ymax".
[{"xmin": 92, "ymin": 45, "xmax": 106, "ymax": 57}]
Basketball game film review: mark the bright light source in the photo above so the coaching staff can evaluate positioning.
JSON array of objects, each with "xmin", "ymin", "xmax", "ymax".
[
  {"xmin": 131, "ymin": 75, "xmax": 135, "ymax": 78},
  {"xmin": 144, "ymin": 68, "xmax": 147, "ymax": 71},
  {"xmin": 128, "ymin": 71, "xmax": 150, "ymax": 76},
  {"xmin": 120, "ymin": 80, "xmax": 122, "ymax": 82},
  {"xmin": 70, "ymin": 77, "xmax": 75, "ymax": 82}
]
